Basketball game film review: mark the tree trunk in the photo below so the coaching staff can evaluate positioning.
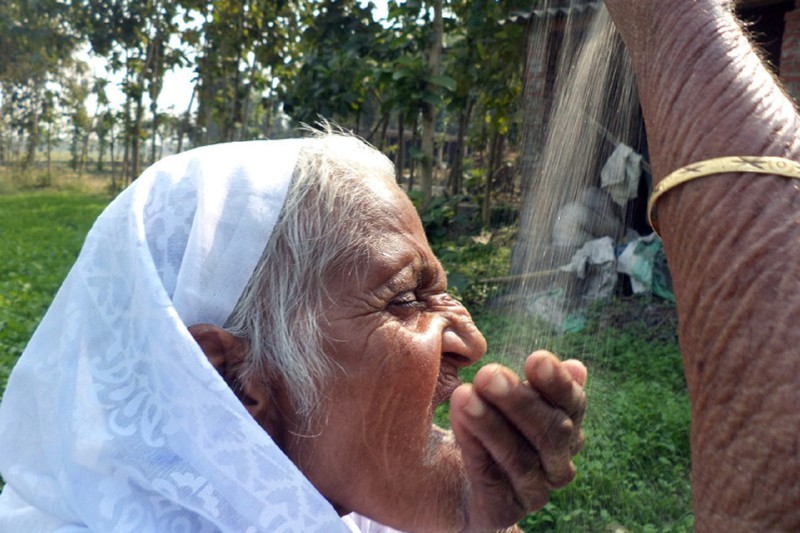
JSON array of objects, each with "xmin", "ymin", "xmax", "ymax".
[
  {"xmin": 131, "ymin": 93, "xmax": 145, "ymax": 181},
  {"xmin": 420, "ymin": 0, "xmax": 443, "ymax": 206},
  {"xmin": 395, "ymin": 114, "xmax": 405, "ymax": 183},
  {"xmin": 24, "ymin": 96, "xmax": 40, "ymax": 168},
  {"xmin": 97, "ymin": 134, "xmax": 106, "ymax": 172},
  {"xmin": 380, "ymin": 114, "xmax": 390, "ymax": 151},
  {"xmin": 0, "ymin": 107, "xmax": 5, "ymax": 164},
  {"xmin": 110, "ymin": 124, "xmax": 117, "ymax": 191},
  {"xmin": 366, "ymin": 112, "xmax": 388, "ymax": 147},
  {"xmin": 151, "ymin": 105, "xmax": 159, "ymax": 164},
  {"xmin": 79, "ymin": 130, "xmax": 90, "ymax": 179},
  {"xmin": 239, "ymin": 56, "xmax": 258, "ymax": 141},
  {"xmin": 482, "ymin": 130, "xmax": 505, "ymax": 227},
  {"xmin": 408, "ymin": 114, "xmax": 419, "ymax": 193},
  {"xmin": 177, "ymin": 87, "xmax": 196, "ymax": 154},
  {"xmin": 263, "ymin": 96, "xmax": 273, "ymax": 138},
  {"xmin": 150, "ymin": 40, "xmax": 163, "ymax": 163},
  {"xmin": 122, "ymin": 96, "xmax": 131, "ymax": 186},
  {"xmin": 449, "ymin": 97, "xmax": 474, "ymax": 196},
  {"xmin": 46, "ymin": 122, "xmax": 52, "ymax": 179}
]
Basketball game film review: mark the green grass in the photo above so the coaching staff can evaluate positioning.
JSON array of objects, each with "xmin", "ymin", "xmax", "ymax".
[
  {"xmin": 0, "ymin": 190, "xmax": 692, "ymax": 531},
  {"xmin": 0, "ymin": 191, "xmax": 109, "ymax": 391}
]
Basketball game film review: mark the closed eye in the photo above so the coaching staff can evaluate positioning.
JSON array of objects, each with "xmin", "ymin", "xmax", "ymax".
[{"xmin": 390, "ymin": 291, "xmax": 424, "ymax": 309}]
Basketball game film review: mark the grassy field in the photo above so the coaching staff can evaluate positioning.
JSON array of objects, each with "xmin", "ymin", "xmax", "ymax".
[
  {"xmin": 0, "ymin": 188, "xmax": 692, "ymax": 531},
  {"xmin": 0, "ymin": 191, "xmax": 109, "ymax": 391}
]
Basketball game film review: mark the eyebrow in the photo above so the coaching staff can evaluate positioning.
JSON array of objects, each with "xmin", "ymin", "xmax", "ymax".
[{"xmin": 382, "ymin": 261, "xmax": 420, "ymax": 294}]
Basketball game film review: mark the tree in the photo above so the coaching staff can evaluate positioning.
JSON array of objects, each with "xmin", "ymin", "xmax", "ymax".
[
  {"xmin": 62, "ymin": 62, "xmax": 92, "ymax": 176},
  {"xmin": 188, "ymin": 0, "xmax": 300, "ymax": 144},
  {"xmin": 282, "ymin": 0, "xmax": 385, "ymax": 134},
  {"xmin": 0, "ymin": 0, "xmax": 77, "ymax": 168},
  {"xmin": 420, "ymin": 0, "xmax": 443, "ymax": 206},
  {"xmin": 74, "ymin": 0, "xmax": 183, "ymax": 181},
  {"xmin": 445, "ymin": 0, "xmax": 527, "ymax": 224}
]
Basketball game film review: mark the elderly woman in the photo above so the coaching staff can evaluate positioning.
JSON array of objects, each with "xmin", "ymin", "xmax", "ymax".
[{"xmin": 0, "ymin": 133, "xmax": 587, "ymax": 532}]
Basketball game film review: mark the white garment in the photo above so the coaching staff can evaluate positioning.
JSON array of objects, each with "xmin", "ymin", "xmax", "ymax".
[
  {"xmin": 600, "ymin": 143, "xmax": 642, "ymax": 206},
  {"xmin": 0, "ymin": 140, "xmax": 350, "ymax": 532},
  {"xmin": 342, "ymin": 513, "xmax": 405, "ymax": 533}
]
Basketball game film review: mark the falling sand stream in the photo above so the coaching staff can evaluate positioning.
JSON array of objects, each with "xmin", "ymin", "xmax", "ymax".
[
  {"xmin": 499, "ymin": 0, "xmax": 644, "ymax": 370},
  {"xmin": 480, "ymin": 2, "xmax": 691, "ymax": 527}
]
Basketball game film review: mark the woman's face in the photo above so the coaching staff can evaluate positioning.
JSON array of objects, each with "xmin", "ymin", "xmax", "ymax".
[{"xmin": 282, "ymin": 179, "xmax": 487, "ymax": 530}]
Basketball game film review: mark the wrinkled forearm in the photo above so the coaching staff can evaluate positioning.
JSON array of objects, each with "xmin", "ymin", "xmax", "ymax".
[{"xmin": 608, "ymin": 0, "xmax": 800, "ymax": 529}]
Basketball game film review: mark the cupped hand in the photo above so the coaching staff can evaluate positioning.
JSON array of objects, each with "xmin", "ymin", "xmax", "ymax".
[{"xmin": 449, "ymin": 351, "xmax": 587, "ymax": 532}]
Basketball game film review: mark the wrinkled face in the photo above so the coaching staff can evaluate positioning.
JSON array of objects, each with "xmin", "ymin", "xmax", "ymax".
[{"xmin": 282, "ymin": 179, "xmax": 487, "ymax": 529}]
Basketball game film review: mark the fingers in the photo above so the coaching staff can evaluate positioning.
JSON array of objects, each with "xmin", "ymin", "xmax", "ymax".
[
  {"xmin": 450, "ymin": 385, "xmax": 549, "ymax": 529},
  {"xmin": 525, "ymin": 351, "xmax": 587, "ymax": 422},
  {"xmin": 562, "ymin": 359, "xmax": 588, "ymax": 387},
  {"xmin": 524, "ymin": 352, "xmax": 587, "ymax": 460},
  {"xmin": 471, "ymin": 365, "xmax": 580, "ymax": 488},
  {"xmin": 449, "ymin": 354, "xmax": 587, "ymax": 530}
]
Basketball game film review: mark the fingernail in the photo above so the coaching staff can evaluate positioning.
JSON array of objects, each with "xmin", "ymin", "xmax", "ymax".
[
  {"xmin": 487, "ymin": 372, "xmax": 509, "ymax": 397},
  {"xmin": 538, "ymin": 359, "xmax": 554, "ymax": 383},
  {"xmin": 464, "ymin": 392, "xmax": 486, "ymax": 417}
]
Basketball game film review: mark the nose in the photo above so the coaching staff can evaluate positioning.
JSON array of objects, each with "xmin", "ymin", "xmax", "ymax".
[{"xmin": 440, "ymin": 304, "xmax": 487, "ymax": 367}]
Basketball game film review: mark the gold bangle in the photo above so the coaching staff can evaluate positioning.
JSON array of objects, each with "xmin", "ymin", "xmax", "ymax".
[{"xmin": 648, "ymin": 156, "xmax": 800, "ymax": 236}]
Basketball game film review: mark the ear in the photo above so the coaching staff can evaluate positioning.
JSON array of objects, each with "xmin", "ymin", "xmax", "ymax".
[{"xmin": 187, "ymin": 324, "xmax": 273, "ymax": 427}]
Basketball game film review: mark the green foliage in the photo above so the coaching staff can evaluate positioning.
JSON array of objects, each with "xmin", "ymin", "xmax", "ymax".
[
  {"xmin": 432, "ymin": 233, "xmax": 512, "ymax": 309},
  {"xmin": 282, "ymin": 0, "xmax": 385, "ymax": 126},
  {"xmin": 411, "ymin": 191, "xmax": 470, "ymax": 239},
  {"xmin": 0, "ymin": 192, "xmax": 108, "ymax": 393},
  {"xmin": 0, "ymin": 0, "xmax": 76, "ymax": 84}
]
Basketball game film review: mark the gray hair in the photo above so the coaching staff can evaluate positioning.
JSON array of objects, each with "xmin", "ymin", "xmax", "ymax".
[{"xmin": 224, "ymin": 132, "xmax": 397, "ymax": 426}]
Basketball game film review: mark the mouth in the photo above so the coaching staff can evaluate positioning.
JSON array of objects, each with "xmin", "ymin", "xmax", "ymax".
[{"xmin": 431, "ymin": 364, "xmax": 462, "ymax": 407}]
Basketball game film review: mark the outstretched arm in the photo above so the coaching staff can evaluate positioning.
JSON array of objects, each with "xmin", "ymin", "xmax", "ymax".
[{"xmin": 605, "ymin": 0, "xmax": 800, "ymax": 529}]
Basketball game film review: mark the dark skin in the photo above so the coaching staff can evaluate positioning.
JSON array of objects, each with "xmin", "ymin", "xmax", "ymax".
[
  {"xmin": 604, "ymin": 0, "xmax": 800, "ymax": 529},
  {"xmin": 190, "ymin": 179, "xmax": 587, "ymax": 532}
]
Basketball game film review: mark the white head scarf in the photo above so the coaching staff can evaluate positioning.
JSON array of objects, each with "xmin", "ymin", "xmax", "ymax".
[{"xmin": 0, "ymin": 140, "xmax": 350, "ymax": 532}]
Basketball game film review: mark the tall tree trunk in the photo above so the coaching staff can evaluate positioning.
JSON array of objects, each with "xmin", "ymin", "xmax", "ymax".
[
  {"xmin": 79, "ymin": 131, "xmax": 89, "ymax": 179},
  {"xmin": 132, "ymin": 95, "xmax": 144, "ymax": 182},
  {"xmin": 366, "ymin": 112, "xmax": 388, "ymax": 147},
  {"xmin": 150, "ymin": 105, "xmax": 159, "ymax": 164},
  {"xmin": 395, "ymin": 114, "xmax": 405, "ymax": 183},
  {"xmin": 379, "ymin": 114, "xmax": 390, "ymax": 151},
  {"xmin": 97, "ymin": 134, "xmax": 106, "ymax": 172},
  {"xmin": 227, "ymin": 0, "xmax": 246, "ymax": 142},
  {"xmin": 408, "ymin": 114, "xmax": 419, "ymax": 193},
  {"xmin": 46, "ymin": 123, "xmax": 52, "ymax": 179},
  {"xmin": 177, "ymin": 87, "xmax": 196, "ymax": 154},
  {"xmin": 0, "ymin": 108, "xmax": 5, "ymax": 164},
  {"xmin": 24, "ymin": 96, "xmax": 40, "ymax": 168},
  {"xmin": 482, "ymin": 131, "xmax": 505, "ymax": 227},
  {"xmin": 449, "ymin": 97, "xmax": 474, "ymax": 196},
  {"xmin": 122, "ymin": 96, "xmax": 131, "ymax": 186},
  {"xmin": 110, "ymin": 124, "xmax": 117, "ymax": 191},
  {"xmin": 263, "ymin": 96, "xmax": 273, "ymax": 138},
  {"xmin": 149, "ymin": 36, "xmax": 163, "ymax": 164},
  {"xmin": 420, "ymin": 0, "xmax": 443, "ymax": 206},
  {"xmin": 239, "ymin": 54, "xmax": 259, "ymax": 141}
]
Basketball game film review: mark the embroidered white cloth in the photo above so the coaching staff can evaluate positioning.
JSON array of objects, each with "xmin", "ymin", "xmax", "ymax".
[{"xmin": 0, "ymin": 140, "xmax": 350, "ymax": 532}]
